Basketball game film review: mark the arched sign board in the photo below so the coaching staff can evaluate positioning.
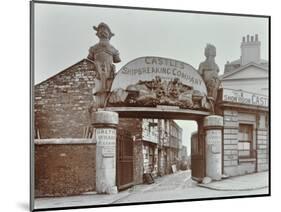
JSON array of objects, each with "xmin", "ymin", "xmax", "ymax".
[{"xmin": 108, "ymin": 56, "xmax": 209, "ymax": 111}]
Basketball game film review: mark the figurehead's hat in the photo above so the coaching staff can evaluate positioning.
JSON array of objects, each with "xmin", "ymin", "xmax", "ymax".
[
  {"xmin": 93, "ymin": 22, "xmax": 114, "ymax": 39},
  {"xmin": 204, "ymin": 43, "xmax": 216, "ymax": 57}
]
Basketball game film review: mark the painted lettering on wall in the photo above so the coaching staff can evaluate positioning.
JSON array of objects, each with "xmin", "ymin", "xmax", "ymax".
[
  {"xmin": 96, "ymin": 128, "xmax": 116, "ymax": 146},
  {"xmin": 111, "ymin": 56, "xmax": 207, "ymax": 95},
  {"xmin": 223, "ymin": 88, "xmax": 268, "ymax": 107},
  {"xmin": 206, "ymin": 130, "xmax": 221, "ymax": 153}
]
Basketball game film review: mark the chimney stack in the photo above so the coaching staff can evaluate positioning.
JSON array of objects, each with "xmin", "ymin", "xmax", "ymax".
[{"xmin": 240, "ymin": 34, "xmax": 261, "ymax": 65}]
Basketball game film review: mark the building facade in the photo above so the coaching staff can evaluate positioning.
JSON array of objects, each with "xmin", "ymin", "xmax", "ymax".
[
  {"xmin": 218, "ymin": 34, "xmax": 269, "ymax": 176},
  {"xmin": 217, "ymin": 89, "xmax": 269, "ymax": 176},
  {"xmin": 222, "ymin": 34, "xmax": 269, "ymax": 96}
]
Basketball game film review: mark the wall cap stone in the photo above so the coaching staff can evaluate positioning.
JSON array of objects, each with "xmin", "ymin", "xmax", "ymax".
[
  {"xmin": 92, "ymin": 110, "xmax": 119, "ymax": 126},
  {"xmin": 34, "ymin": 138, "xmax": 96, "ymax": 145},
  {"xmin": 204, "ymin": 115, "xmax": 224, "ymax": 127}
]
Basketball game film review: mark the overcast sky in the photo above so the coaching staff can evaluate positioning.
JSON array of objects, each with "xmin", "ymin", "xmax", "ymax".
[{"xmin": 34, "ymin": 2, "xmax": 269, "ymax": 154}]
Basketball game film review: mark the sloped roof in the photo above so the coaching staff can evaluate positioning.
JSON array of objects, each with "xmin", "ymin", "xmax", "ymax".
[
  {"xmin": 228, "ymin": 58, "xmax": 241, "ymax": 65},
  {"xmin": 220, "ymin": 62, "xmax": 268, "ymax": 80}
]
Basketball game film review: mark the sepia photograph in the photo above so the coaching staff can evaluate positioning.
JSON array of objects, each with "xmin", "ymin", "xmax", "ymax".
[{"xmin": 31, "ymin": 1, "xmax": 270, "ymax": 211}]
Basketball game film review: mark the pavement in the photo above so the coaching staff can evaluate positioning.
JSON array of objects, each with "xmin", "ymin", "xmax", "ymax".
[
  {"xmin": 34, "ymin": 170, "xmax": 269, "ymax": 210},
  {"xmin": 198, "ymin": 171, "xmax": 269, "ymax": 191}
]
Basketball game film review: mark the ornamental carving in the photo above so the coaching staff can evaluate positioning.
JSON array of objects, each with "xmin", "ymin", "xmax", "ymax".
[
  {"xmin": 87, "ymin": 22, "xmax": 121, "ymax": 108},
  {"xmin": 108, "ymin": 76, "xmax": 211, "ymax": 110}
]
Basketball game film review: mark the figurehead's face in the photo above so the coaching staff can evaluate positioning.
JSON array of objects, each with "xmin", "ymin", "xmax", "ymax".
[
  {"xmin": 97, "ymin": 26, "xmax": 110, "ymax": 39},
  {"xmin": 94, "ymin": 23, "xmax": 114, "ymax": 40}
]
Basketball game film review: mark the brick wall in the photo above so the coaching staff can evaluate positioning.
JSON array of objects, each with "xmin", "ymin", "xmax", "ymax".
[
  {"xmin": 35, "ymin": 59, "xmax": 99, "ymax": 138},
  {"xmin": 35, "ymin": 141, "xmax": 96, "ymax": 197}
]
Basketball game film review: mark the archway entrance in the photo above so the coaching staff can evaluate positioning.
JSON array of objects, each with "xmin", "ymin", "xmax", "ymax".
[
  {"xmin": 91, "ymin": 56, "xmax": 223, "ymax": 193},
  {"xmin": 103, "ymin": 107, "xmax": 210, "ymax": 189}
]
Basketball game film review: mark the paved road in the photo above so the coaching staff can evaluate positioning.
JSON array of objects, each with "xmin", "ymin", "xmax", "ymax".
[
  {"xmin": 34, "ymin": 170, "xmax": 269, "ymax": 209},
  {"xmin": 114, "ymin": 170, "xmax": 268, "ymax": 204}
]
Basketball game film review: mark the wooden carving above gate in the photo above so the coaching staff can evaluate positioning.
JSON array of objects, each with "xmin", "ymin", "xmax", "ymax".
[{"xmin": 108, "ymin": 56, "xmax": 211, "ymax": 111}]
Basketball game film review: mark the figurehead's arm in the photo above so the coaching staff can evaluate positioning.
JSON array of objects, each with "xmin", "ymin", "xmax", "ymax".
[
  {"xmin": 87, "ymin": 47, "xmax": 95, "ymax": 61},
  {"xmin": 113, "ymin": 49, "xmax": 121, "ymax": 63},
  {"xmin": 198, "ymin": 62, "xmax": 204, "ymax": 76}
]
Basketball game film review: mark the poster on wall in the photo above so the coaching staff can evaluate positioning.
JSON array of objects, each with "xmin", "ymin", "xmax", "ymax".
[{"xmin": 30, "ymin": 0, "xmax": 270, "ymax": 211}]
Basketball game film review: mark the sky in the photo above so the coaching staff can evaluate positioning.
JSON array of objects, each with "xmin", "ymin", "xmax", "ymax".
[{"xmin": 34, "ymin": 2, "xmax": 269, "ymax": 154}]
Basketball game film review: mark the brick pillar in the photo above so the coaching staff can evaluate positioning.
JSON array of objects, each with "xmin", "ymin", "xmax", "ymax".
[
  {"xmin": 256, "ymin": 129, "xmax": 268, "ymax": 171},
  {"xmin": 204, "ymin": 115, "xmax": 224, "ymax": 180},
  {"xmin": 256, "ymin": 114, "xmax": 268, "ymax": 172},
  {"xmin": 223, "ymin": 110, "xmax": 239, "ymax": 176},
  {"xmin": 92, "ymin": 110, "xmax": 119, "ymax": 194}
]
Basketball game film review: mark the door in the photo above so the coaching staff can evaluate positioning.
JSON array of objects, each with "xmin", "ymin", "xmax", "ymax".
[
  {"xmin": 191, "ymin": 125, "xmax": 205, "ymax": 181},
  {"xmin": 117, "ymin": 129, "xmax": 134, "ymax": 190}
]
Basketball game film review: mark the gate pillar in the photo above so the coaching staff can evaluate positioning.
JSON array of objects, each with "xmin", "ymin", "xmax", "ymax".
[
  {"xmin": 204, "ymin": 115, "xmax": 223, "ymax": 180},
  {"xmin": 92, "ymin": 110, "xmax": 119, "ymax": 194}
]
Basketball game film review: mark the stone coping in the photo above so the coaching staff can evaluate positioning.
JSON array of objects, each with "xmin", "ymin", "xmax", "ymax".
[{"xmin": 34, "ymin": 138, "xmax": 96, "ymax": 145}]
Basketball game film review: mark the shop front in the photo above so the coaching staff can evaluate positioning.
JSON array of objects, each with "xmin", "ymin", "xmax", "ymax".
[{"xmin": 217, "ymin": 88, "xmax": 269, "ymax": 176}]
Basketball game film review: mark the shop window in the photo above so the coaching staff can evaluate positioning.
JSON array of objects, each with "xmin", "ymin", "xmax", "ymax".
[{"xmin": 238, "ymin": 124, "xmax": 253, "ymax": 158}]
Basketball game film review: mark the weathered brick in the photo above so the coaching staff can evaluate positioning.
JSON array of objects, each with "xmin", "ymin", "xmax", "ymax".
[
  {"xmin": 224, "ymin": 160, "xmax": 236, "ymax": 167},
  {"xmin": 257, "ymin": 139, "xmax": 267, "ymax": 145},
  {"xmin": 257, "ymin": 130, "xmax": 268, "ymax": 136},
  {"xmin": 224, "ymin": 128, "xmax": 238, "ymax": 134},
  {"xmin": 224, "ymin": 150, "xmax": 232, "ymax": 155},
  {"xmin": 224, "ymin": 134, "xmax": 238, "ymax": 140},
  {"xmin": 258, "ymin": 164, "xmax": 268, "ymax": 172},
  {"xmin": 224, "ymin": 144, "xmax": 238, "ymax": 150},
  {"xmin": 258, "ymin": 158, "xmax": 267, "ymax": 164},
  {"xmin": 35, "ymin": 143, "xmax": 96, "ymax": 197},
  {"xmin": 257, "ymin": 135, "xmax": 267, "ymax": 140},
  {"xmin": 257, "ymin": 154, "xmax": 267, "ymax": 159},
  {"xmin": 34, "ymin": 59, "xmax": 97, "ymax": 138},
  {"xmin": 224, "ymin": 121, "xmax": 239, "ymax": 128},
  {"xmin": 223, "ymin": 139, "xmax": 238, "ymax": 145},
  {"xmin": 231, "ymin": 160, "xmax": 238, "ymax": 166},
  {"xmin": 258, "ymin": 144, "xmax": 267, "ymax": 149},
  {"xmin": 224, "ymin": 154, "xmax": 238, "ymax": 161},
  {"xmin": 224, "ymin": 110, "xmax": 238, "ymax": 116},
  {"xmin": 257, "ymin": 149, "xmax": 267, "ymax": 154}
]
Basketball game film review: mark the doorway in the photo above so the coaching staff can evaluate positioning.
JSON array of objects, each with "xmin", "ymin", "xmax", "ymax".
[{"xmin": 116, "ymin": 129, "xmax": 134, "ymax": 190}]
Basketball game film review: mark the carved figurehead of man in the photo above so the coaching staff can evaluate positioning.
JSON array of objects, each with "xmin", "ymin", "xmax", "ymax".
[
  {"xmin": 87, "ymin": 22, "xmax": 121, "ymax": 92},
  {"xmin": 198, "ymin": 44, "xmax": 221, "ymax": 102}
]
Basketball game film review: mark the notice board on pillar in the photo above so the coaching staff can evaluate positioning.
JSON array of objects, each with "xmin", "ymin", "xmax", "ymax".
[{"xmin": 30, "ymin": 0, "xmax": 270, "ymax": 211}]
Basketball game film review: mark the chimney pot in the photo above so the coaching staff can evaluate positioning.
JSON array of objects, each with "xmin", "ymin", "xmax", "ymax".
[
  {"xmin": 255, "ymin": 34, "xmax": 258, "ymax": 41},
  {"xmin": 251, "ymin": 36, "xmax": 254, "ymax": 42},
  {"xmin": 242, "ymin": 36, "xmax": 245, "ymax": 42},
  {"xmin": 247, "ymin": 35, "xmax": 250, "ymax": 42}
]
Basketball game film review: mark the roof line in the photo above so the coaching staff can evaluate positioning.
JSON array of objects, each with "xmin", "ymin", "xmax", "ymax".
[
  {"xmin": 221, "ymin": 62, "xmax": 268, "ymax": 79},
  {"xmin": 35, "ymin": 58, "xmax": 95, "ymax": 86}
]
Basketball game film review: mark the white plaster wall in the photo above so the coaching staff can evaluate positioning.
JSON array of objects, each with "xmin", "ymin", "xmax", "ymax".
[{"xmin": 222, "ymin": 78, "xmax": 268, "ymax": 96}]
